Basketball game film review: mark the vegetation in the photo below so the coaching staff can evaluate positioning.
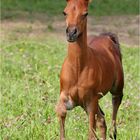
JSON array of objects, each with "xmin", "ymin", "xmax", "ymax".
[
  {"xmin": 0, "ymin": 0, "xmax": 139, "ymax": 139},
  {"xmin": 0, "ymin": 39, "xmax": 139, "ymax": 139},
  {"xmin": 1, "ymin": 0, "xmax": 139, "ymax": 18}
]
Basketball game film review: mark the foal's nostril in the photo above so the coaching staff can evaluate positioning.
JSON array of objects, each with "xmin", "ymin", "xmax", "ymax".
[
  {"xmin": 66, "ymin": 27, "xmax": 77, "ymax": 36},
  {"xmin": 70, "ymin": 28, "xmax": 77, "ymax": 36},
  {"xmin": 73, "ymin": 28, "xmax": 77, "ymax": 35},
  {"xmin": 66, "ymin": 27, "xmax": 69, "ymax": 34}
]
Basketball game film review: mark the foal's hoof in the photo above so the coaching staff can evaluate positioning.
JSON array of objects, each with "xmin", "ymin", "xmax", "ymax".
[{"xmin": 109, "ymin": 127, "xmax": 117, "ymax": 140}]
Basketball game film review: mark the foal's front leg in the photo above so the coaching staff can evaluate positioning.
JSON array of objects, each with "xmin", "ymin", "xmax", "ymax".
[
  {"xmin": 88, "ymin": 97, "xmax": 98, "ymax": 140},
  {"xmin": 56, "ymin": 93, "xmax": 67, "ymax": 140},
  {"xmin": 56, "ymin": 92, "xmax": 75, "ymax": 140},
  {"xmin": 56, "ymin": 103, "xmax": 67, "ymax": 140}
]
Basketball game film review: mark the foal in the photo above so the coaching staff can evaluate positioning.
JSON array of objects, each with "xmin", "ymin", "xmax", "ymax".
[{"xmin": 56, "ymin": 0, "xmax": 124, "ymax": 140}]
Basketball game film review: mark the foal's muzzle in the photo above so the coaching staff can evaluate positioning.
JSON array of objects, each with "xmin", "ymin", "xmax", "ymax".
[{"xmin": 66, "ymin": 27, "xmax": 78, "ymax": 42}]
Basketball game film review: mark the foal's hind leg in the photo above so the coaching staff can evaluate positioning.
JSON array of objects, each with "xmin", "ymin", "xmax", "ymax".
[
  {"xmin": 97, "ymin": 106, "xmax": 107, "ymax": 140},
  {"xmin": 110, "ymin": 91, "xmax": 123, "ymax": 140}
]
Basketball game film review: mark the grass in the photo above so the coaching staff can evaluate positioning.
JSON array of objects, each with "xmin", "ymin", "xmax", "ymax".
[
  {"xmin": 0, "ymin": 1, "xmax": 139, "ymax": 138},
  {"xmin": 1, "ymin": 0, "xmax": 139, "ymax": 19},
  {"xmin": 0, "ymin": 38, "xmax": 140, "ymax": 139}
]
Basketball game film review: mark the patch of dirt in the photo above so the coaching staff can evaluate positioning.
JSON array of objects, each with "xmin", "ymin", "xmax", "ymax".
[
  {"xmin": 1, "ymin": 12, "xmax": 139, "ymax": 47},
  {"xmin": 88, "ymin": 15, "xmax": 139, "ymax": 47}
]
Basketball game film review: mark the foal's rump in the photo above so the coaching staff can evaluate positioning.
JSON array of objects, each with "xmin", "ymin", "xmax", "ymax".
[
  {"xmin": 87, "ymin": 33, "xmax": 124, "ymax": 94},
  {"xmin": 100, "ymin": 32, "xmax": 122, "ymax": 62},
  {"xmin": 87, "ymin": 32, "xmax": 122, "ymax": 62}
]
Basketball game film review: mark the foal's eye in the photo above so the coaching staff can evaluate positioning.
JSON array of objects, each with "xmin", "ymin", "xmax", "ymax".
[
  {"xmin": 83, "ymin": 12, "xmax": 88, "ymax": 17},
  {"xmin": 81, "ymin": 12, "xmax": 88, "ymax": 19},
  {"xmin": 63, "ymin": 11, "xmax": 67, "ymax": 16}
]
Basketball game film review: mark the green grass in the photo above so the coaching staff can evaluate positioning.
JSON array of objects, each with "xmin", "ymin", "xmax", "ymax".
[
  {"xmin": 0, "ymin": 39, "xmax": 139, "ymax": 140},
  {"xmin": 1, "ymin": 0, "xmax": 139, "ymax": 19},
  {"xmin": 1, "ymin": 0, "xmax": 139, "ymax": 139}
]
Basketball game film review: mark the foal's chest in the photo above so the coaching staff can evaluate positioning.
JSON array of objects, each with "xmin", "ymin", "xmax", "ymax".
[{"xmin": 63, "ymin": 68, "xmax": 98, "ymax": 104}]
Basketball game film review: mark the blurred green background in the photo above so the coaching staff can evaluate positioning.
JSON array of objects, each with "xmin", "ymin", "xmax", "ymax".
[{"xmin": 1, "ymin": 0, "xmax": 139, "ymax": 18}]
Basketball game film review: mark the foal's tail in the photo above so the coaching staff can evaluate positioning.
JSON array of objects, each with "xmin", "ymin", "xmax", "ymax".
[{"xmin": 101, "ymin": 32, "xmax": 122, "ymax": 62}]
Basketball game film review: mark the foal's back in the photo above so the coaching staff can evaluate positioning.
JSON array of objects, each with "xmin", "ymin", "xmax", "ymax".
[
  {"xmin": 87, "ymin": 33, "xmax": 124, "ymax": 95},
  {"xmin": 88, "ymin": 33, "xmax": 122, "ymax": 61}
]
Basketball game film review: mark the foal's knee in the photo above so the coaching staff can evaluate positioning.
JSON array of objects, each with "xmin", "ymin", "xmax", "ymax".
[
  {"xmin": 56, "ymin": 102, "xmax": 67, "ymax": 118},
  {"xmin": 56, "ymin": 94, "xmax": 67, "ymax": 118},
  {"xmin": 56, "ymin": 92, "xmax": 74, "ymax": 118}
]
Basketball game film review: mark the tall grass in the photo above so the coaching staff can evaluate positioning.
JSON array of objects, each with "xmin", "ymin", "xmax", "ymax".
[{"xmin": 0, "ymin": 39, "xmax": 139, "ymax": 140}]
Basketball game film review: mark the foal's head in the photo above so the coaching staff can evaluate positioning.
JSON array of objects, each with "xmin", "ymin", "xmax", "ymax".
[{"xmin": 63, "ymin": 0, "xmax": 89, "ymax": 42}]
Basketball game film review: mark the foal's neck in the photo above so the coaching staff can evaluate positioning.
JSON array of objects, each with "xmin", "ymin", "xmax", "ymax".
[{"xmin": 68, "ymin": 25, "xmax": 88, "ymax": 70}]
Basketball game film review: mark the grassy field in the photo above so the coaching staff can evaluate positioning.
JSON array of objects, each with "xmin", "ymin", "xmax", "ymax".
[
  {"xmin": 1, "ymin": 0, "xmax": 139, "ymax": 19},
  {"xmin": 0, "ymin": 38, "xmax": 140, "ymax": 140},
  {"xmin": 0, "ymin": 0, "xmax": 139, "ymax": 140}
]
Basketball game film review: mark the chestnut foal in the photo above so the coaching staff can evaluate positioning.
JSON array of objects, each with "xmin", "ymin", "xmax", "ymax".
[{"xmin": 56, "ymin": 0, "xmax": 124, "ymax": 140}]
